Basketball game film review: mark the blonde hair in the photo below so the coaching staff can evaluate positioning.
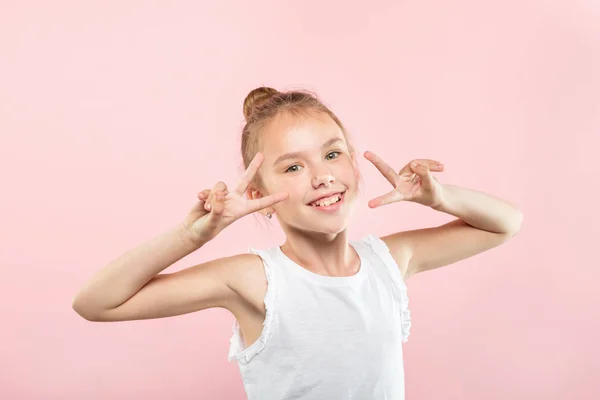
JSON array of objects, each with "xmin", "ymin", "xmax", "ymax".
[{"xmin": 240, "ymin": 86, "xmax": 362, "ymax": 193}]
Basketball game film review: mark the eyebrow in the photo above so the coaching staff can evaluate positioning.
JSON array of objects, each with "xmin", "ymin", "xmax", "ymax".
[{"xmin": 272, "ymin": 138, "xmax": 345, "ymax": 166}]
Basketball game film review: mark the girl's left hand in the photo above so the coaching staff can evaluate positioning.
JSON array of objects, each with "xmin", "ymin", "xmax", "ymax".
[{"xmin": 364, "ymin": 151, "xmax": 445, "ymax": 208}]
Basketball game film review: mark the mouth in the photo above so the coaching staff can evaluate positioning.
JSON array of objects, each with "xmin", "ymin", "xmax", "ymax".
[{"xmin": 307, "ymin": 191, "xmax": 346, "ymax": 211}]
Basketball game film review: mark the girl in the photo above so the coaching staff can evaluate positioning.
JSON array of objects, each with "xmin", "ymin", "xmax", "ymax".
[{"xmin": 72, "ymin": 86, "xmax": 523, "ymax": 399}]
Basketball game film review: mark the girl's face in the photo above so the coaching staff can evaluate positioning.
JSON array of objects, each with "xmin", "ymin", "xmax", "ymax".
[{"xmin": 253, "ymin": 111, "xmax": 360, "ymax": 235}]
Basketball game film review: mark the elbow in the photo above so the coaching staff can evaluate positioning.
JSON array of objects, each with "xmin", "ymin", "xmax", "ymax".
[
  {"xmin": 506, "ymin": 209, "xmax": 524, "ymax": 237},
  {"xmin": 71, "ymin": 295, "xmax": 103, "ymax": 322},
  {"xmin": 71, "ymin": 299, "xmax": 92, "ymax": 321}
]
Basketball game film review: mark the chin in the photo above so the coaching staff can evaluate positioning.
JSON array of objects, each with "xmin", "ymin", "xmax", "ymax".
[{"xmin": 313, "ymin": 218, "xmax": 352, "ymax": 235}]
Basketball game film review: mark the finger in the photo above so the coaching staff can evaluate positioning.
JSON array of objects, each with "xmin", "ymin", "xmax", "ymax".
[
  {"xmin": 235, "ymin": 152, "xmax": 264, "ymax": 196},
  {"xmin": 205, "ymin": 190, "xmax": 213, "ymax": 211},
  {"xmin": 399, "ymin": 159, "xmax": 442, "ymax": 176},
  {"xmin": 364, "ymin": 151, "xmax": 399, "ymax": 186},
  {"xmin": 197, "ymin": 189, "xmax": 211, "ymax": 200},
  {"xmin": 206, "ymin": 182, "xmax": 229, "ymax": 211},
  {"xmin": 410, "ymin": 162, "xmax": 428, "ymax": 175},
  {"xmin": 193, "ymin": 196, "xmax": 208, "ymax": 213},
  {"xmin": 206, "ymin": 190, "xmax": 225, "ymax": 215},
  {"xmin": 212, "ymin": 190, "xmax": 225, "ymax": 215},
  {"xmin": 246, "ymin": 191, "xmax": 289, "ymax": 215},
  {"xmin": 205, "ymin": 191, "xmax": 225, "ymax": 229},
  {"xmin": 411, "ymin": 159, "xmax": 444, "ymax": 171},
  {"xmin": 212, "ymin": 181, "xmax": 228, "ymax": 193},
  {"xmin": 411, "ymin": 163, "xmax": 434, "ymax": 186},
  {"xmin": 368, "ymin": 190, "xmax": 404, "ymax": 208}
]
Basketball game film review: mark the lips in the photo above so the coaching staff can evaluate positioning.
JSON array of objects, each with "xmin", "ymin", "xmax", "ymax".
[
  {"xmin": 307, "ymin": 190, "xmax": 345, "ymax": 205},
  {"xmin": 308, "ymin": 191, "xmax": 345, "ymax": 206}
]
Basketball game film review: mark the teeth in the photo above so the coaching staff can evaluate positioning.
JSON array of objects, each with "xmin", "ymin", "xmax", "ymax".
[{"xmin": 312, "ymin": 193, "xmax": 342, "ymax": 207}]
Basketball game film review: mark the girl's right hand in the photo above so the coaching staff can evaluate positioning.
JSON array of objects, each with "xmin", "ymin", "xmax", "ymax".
[{"xmin": 183, "ymin": 153, "xmax": 289, "ymax": 244}]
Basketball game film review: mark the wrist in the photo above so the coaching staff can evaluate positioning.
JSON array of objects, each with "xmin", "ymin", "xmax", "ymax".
[
  {"xmin": 178, "ymin": 221, "xmax": 207, "ymax": 249},
  {"xmin": 430, "ymin": 184, "xmax": 451, "ymax": 212}
]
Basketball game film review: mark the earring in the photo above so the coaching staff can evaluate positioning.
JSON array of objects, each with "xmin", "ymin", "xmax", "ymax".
[{"xmin": 266, "ymin": 211, "xmax": 272, "ymax": 219}]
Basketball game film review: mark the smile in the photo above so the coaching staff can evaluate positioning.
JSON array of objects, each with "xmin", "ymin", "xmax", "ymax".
[{"xmin": 308, "ymin": 191, "xmax": 346, "ymax": 212}]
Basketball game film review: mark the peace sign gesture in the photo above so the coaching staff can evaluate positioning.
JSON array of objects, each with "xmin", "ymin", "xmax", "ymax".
[
  {"xmin": 183, "ymin": 152, "xmax": 289, "ymax": 244},
  {"xmin": 364, "ymin": 151, "xmax": 445, "ymax": 209}
]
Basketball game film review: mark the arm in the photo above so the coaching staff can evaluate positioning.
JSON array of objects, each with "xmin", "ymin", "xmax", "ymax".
[
  {"xmin": 71, "ymin": 222, "xmax": 240, "ymax": 321},
  {"xmin": 73, "ymin": 153, "xmax": 289, "ymax": 322},
  {"xmin": 382, "ymin": 184, "xmax": 523, "ymax": 279}
]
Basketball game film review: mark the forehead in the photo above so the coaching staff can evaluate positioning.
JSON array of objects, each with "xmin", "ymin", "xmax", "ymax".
[{"xmin": 260, "ymin": 112, "xmax": 346, "ymax": 160}]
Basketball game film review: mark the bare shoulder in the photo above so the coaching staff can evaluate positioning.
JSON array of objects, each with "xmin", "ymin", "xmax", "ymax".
[
  {"xmin": 221, "ymin": 252, "xmax": 269, "ymax": 314},
  {"xmin": 379, "ymin": 234, "xmax": 413, "ymax": 279}
]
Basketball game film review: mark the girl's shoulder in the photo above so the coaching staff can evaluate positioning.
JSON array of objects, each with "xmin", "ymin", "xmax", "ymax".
[{"xmin": 223, "ymin": 251, "xmax": 271, "ymax": 315}]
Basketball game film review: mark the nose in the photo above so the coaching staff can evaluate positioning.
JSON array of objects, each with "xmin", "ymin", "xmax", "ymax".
[{"xmin": 312, "ymin": 169, "xmax": 335, "ymax": 189}]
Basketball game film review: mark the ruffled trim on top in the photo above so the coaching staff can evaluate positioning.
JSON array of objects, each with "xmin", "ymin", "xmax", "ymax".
[
  {"xmin": 363, "ymin": 234, "xmax": 412, "ymax": 343},
  {"xmin": 228, "ymin": 246, "xmax": 278, "ymax": 364}
]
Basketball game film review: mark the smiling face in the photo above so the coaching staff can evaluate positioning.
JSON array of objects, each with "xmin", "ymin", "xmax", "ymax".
[{"xmin": 249, "ymin": 110, "xmax": 360, "ymax": 236}]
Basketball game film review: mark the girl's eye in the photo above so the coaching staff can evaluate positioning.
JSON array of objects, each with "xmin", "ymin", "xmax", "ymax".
[
  {"xmin": 326, "ymin": 151, "xmax": 341, "ymax": 160},
  {"xmin": 284, "ymin": 152, "xmax": 341, "ymax": 173}
]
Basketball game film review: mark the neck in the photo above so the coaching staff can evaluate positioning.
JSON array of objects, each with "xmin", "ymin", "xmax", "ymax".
[{"xmin": 279, "ymin": 228, "xmax": 359, "ymax": 277}]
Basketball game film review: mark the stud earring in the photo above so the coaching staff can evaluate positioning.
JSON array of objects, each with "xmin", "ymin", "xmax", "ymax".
[{"xmin": 266, "ymin": 211, "xmax": 272, "ymax": 219}]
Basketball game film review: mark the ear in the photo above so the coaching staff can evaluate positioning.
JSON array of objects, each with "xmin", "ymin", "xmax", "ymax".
[
  {"xmin": 246, "ymin": 186, "xmax": 261, "ymax": 200},
  {"xmin": 246, "ymin": 187, "xmax": 271, "ymax": 217}
]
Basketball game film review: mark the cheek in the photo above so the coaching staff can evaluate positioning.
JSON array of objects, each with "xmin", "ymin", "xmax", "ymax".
[
  {"xmin": 288, "ymin": 186, "xmax": 308, "ymax": 203},
  {"xmin": 340, "ymin": 161, "xmax": 360, "ymax": 184},
  {"xmin": 270, "ymin": 181, "xmax": 305, "ymax": 203}
]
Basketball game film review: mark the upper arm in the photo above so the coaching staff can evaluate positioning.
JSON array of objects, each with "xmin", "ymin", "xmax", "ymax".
[
  {"xmin": 381, "ymin": 219, "xmax": 518, "ymax": 280},
  {"xmin": 86, "ymin": 253, "xmax": 254, "ymax": 322}
]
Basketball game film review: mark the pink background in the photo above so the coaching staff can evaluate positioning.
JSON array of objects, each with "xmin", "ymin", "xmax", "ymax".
[{"xmin": 1, "ymin": 1, "xmax": 599, "ymax": 399}]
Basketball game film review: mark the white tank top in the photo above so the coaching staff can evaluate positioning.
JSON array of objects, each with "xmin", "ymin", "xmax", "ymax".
[{"xmin": 228, "ymin": 234, "xmax": 412, "ymax": 399}]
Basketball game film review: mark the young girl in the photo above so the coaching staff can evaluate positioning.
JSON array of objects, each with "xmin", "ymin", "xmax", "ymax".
[{"xmin": 72, "ymin": 86, "xmax": 523, "ymax": 399}]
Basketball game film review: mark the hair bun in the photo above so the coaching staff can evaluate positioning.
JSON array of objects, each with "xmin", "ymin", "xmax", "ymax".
[{"xmin": 243, "ymin": 86, "xmax": 279, "ymax": 120}]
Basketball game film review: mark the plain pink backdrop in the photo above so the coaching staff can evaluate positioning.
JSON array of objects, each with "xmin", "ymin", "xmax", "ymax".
[{"xmin": 1, "ymin": 1, "xmax": 599, "ymax": 399}]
